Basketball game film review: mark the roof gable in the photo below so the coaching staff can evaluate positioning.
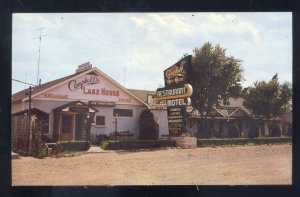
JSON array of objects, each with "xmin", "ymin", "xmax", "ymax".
[
  {"xmin": 16, "ymin": 67, "xmax": 148, "ymax": 107},
  {"xmin": 53, "ymin": 101, "xmax": 98, "ymax": 112},
  {"xmin": 12, "ymin": 73, "xmax": 78, "ymax": 102}
]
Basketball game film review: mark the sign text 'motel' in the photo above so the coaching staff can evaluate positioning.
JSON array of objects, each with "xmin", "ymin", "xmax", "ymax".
[{"xmin": 166, "ymin": 98, "xmax": 191, "ymax": 107}]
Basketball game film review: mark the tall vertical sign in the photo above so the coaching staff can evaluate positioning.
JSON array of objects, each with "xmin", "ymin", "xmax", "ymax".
[{"xmin": 154, "ymin": 55, "xmax": 193, "ymax": 136}]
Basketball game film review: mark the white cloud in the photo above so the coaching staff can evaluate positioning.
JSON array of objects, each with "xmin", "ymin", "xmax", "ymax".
[{"xmin": 12, "ymin": 13, "xmax": 292, "ymax": 94}]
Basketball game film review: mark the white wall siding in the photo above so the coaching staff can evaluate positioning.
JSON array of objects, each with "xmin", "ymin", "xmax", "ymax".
[
  {"xmin": 152, "ymin": 110, "xmax": 169, "ymax": 136},
  {"xmin": 90, "ymin": 105, "xmax": 145, "ymax": 140},
  {"xmin": 31, "ymin": 100, "xmax": 70, "ymax": 113}
]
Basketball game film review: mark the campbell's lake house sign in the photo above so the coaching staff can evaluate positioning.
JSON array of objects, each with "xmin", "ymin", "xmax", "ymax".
[
  {"xmin": 68, "ymin": 75, "xmax": 99, "ymax": 91},
  {"xmin": 164, "ymin": 55, "xmax": 191, "ymax": 88}
]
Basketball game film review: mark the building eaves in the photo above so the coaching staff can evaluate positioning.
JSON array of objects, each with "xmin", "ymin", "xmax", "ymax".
[
  {"xmin": 12, "ymin": 73, "xmax": 79, "ymax": 102},
  {"xmin": 127, "ymin": 89, "xmax": 156, "ymax": 102}
]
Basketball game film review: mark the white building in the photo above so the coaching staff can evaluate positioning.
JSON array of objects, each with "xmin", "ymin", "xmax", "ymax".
[{"xmin": 12, "ymin": 63, "xmax": 168, "ymax": 145}]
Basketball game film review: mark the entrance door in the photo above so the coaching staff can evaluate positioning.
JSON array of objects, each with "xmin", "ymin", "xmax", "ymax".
[
  {"xmin": 60, "ymin": 114, "xmax": 73, "ymax": 141},
  {"xmin": 75, "ymin": 114, "xmax": 84, "ymax": 140}
]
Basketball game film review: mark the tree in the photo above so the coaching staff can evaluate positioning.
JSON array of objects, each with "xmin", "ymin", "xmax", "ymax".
[
  {"xmin": 188, "ymin": 42, "xmax": 243, "ymax": 136},
  {"xmin": 243, "ymin": 74, "xmax": 292, "ymax": 136},
  {"xmin": 139, "ymin": 109, "xmax": 159, "ymax": 140}
]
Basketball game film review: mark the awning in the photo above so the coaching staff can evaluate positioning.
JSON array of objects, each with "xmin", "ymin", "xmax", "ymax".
[{"xmin": 53, "ymin": 101, "xmax": 98, "ymax": 113}]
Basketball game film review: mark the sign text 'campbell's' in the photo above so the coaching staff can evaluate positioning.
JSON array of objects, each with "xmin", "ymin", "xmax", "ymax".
[{"xmin": 68, "ymin": 75, "xmax": 99, "ymax": 91}]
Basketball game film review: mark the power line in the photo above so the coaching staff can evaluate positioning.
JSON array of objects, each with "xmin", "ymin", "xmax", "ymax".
[
  {"xmin": 33, "ymin": 27, "xmax": 47, "ymax": 86},
  {"xmin": 12, "ymin": 79, "xmax": 37, "ymax": 87}
]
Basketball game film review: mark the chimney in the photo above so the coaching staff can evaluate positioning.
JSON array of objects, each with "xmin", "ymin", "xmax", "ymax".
[{"xmin": 76, "ymin": 62, "xmax": 92, "ymax": 73}]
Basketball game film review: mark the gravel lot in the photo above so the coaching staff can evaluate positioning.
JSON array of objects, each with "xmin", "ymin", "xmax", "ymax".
[{"xmin": 12, "ymin": 144, "xmax": 291, "ymax": 185}]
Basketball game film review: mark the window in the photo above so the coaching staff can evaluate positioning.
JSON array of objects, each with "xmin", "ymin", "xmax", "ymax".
[
  {"xmin": 96, "ymin": 116, "xmax": 105, "ymax": 126},
  {"xmin": 62, "ymin": 115, "xmax": 72, "ymax": 133},
  {"xmin": 113, "ymin": 109, "xmax": 133, "ymax": 117}
]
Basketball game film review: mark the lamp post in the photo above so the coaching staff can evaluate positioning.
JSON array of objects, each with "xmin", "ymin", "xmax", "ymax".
[{"xmin": 114, "ymin": 113, "xmax": 118, "ymax": 142}]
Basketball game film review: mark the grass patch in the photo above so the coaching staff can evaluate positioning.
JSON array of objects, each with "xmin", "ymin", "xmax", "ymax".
[{"xmin": 54, "ymin": 140, "xmax": 90, "ymax": 153}]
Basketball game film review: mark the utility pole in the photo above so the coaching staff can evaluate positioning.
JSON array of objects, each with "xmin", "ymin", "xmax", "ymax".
[
  {"xmin": 27, "ymin": 86, "xmax": 32, "ymax": 153},
  {"xmin": 34, "ymin": 27, "xmax": 47, "ymax": 86}
]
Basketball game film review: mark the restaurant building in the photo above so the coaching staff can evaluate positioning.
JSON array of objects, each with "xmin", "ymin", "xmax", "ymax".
[
  {"xmin": 11, "ymin": 62, "xmax": 291, "ymax": 151},
  {"xmin": 12, "ymin": 63, "xmax": 169, "ymax": 147}
]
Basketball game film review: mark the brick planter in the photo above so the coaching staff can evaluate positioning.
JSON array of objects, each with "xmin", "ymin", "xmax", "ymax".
[{"xmin": 172, "ymin": 137, "xmax": 197, "ymax": 149}]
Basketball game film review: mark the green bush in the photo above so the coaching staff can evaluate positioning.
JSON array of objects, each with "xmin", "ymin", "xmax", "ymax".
[
  {"xmin": 55, "ymin": 140, "xmax": 90, "ymax": 153},
  {"xmin": 197, "ymin": 137, "xmax": 291, "ymax": 147},
  {"xmin": 198, "ymin": 138, "xmax": 250, "ymax": 147},
  {"xmin": 101, "ymin": 140, "xmax": 176, "ymax": 150},
  {"xmin": 31, "ymin": 134, "xmax": 48, "ymax": 158},
  {"xmin": 250, "ymin": 137, "xmax": 291, "ymax": 144},
  {"xmin": 96, "ymin": 134, "xmax": 109, "ymax": 145},
  {"xmin": 139, "ymin": 109, "xmax": 159, "ymax": 140}
]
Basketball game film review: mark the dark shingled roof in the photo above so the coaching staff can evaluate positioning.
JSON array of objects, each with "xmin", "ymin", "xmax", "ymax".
[
  {"xmin": 127, "ymin": 89, "xmax": 156, "ymax": 103},
  {"xmin": 12, "ymin": 72, "xmax": 83, "ymax": 102},
  {"xmin": 12, "ymin": 68, "xmax": 155, "ymax": 105}
]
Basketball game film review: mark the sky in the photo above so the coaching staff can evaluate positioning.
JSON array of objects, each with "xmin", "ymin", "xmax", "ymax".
[{"xmin": 12, "ymin": 12, "xmax": 292, "ymax": 94}]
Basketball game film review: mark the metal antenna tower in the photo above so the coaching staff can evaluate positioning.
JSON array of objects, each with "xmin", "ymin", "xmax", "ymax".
[
  {"xmin": 33, "ymin": 27, "xmax": 47, "ymax": 85},
  {"xmin": 124, "ymin": 67, "xmax": 126, "ymax": 87}
]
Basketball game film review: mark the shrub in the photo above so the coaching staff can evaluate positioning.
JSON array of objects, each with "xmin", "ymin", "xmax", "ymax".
[
  {"xmin": 100, "ymin": 140, "xmax": 110, "ymax": 149},
  {"xmin": 101, "ymin": 140, "xmax": 176, "ymax": 150},
  {"xmin": 96, "ymin": 134, "xmax": 109, "ymax": 145},
  {"xmin": 54, "ymin": 141, "xmax": 90, "ymax": 153},
  {"xmin": 31, "ymin": 134, "xmax": 48, "ymax": 158},
  {"xmin": 139, "ymin": 109, "xmax": 159, "ymax": 140},
  {"xmin": 197, "ymin": 137, "xmax": 291, "ymax": 147}
]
